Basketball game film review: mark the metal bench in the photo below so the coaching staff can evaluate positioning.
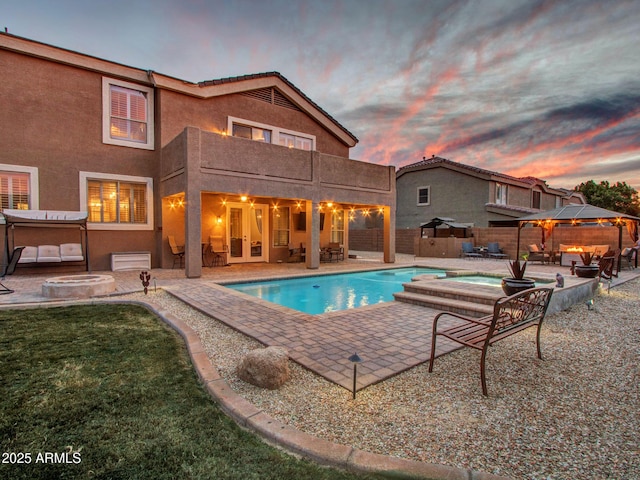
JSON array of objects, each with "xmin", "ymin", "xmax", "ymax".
[{"xmin": 428, "ymin": 287, "xmax": 554, "ymax": 396}]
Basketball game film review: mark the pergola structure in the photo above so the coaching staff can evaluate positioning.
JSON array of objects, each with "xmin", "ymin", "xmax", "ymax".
[{"xmin": 515, "ymin": 204, "xmax": 640, "ymax": 264}]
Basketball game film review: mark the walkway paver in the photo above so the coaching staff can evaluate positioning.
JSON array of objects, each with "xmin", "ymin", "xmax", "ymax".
[{"xmin": 169, "ymin": 281, "xmax": 461, "ymax": 390}]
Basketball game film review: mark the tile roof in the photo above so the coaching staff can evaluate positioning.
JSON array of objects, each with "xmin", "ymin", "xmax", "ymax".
[{"xmin": 398, "ymin": 156, "xmax": 549, "ymax": 187}]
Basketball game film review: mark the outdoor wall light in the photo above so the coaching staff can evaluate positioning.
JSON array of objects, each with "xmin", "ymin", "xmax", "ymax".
[
  {"xmin": 348, "ymin": 352, "xmax": 363, "ymax": 399},
  {"xmin": 240, "ymin": 195, "xmax": 248, "ymax": 202},
  {"xmin": 216, "ymin": 215, "xmax": 223, "ymax": 224}
]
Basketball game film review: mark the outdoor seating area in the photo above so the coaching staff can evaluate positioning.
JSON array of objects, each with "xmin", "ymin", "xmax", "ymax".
[
  {"xmin": 320, "ymin": 243, "xmax": 344, "ymax": 262},
  {"xmin": 461, "ymin": 241, "xmax": 508, "ymax": 260},
  {"xmin": 527, "ymin": 244, "xmax": 554, "ymax": 264},
  {"xmin": 17, "ymin": 243, "xmax": 85, "ymax": 264}
]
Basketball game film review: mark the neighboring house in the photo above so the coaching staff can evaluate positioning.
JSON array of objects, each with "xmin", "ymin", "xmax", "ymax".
[
  {"xmin": 395, "ymin": 156, "xmax": 584, "ymax": 229},
  {"xmin": 1, "ymin": 33, "xmax": 396, "ymax": 276}
]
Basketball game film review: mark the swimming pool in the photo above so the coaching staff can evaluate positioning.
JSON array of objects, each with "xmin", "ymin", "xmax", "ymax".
[{"xmin": 227, "ymin": 267, "xmax": 446, "ymax": 314}]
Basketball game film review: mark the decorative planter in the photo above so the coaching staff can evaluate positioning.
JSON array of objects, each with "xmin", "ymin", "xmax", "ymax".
[
  {"xmin": 501, "ymin": 277, "xmax": 536, "ymax": 296},
  {"xmin": 574, "ymin": 264, "xmax": 599, "ymax": 278}
]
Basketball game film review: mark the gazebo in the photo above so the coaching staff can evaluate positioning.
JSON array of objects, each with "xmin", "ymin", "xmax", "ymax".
[
  {"xmin": 419, "ymin": 217, "xmax": 473, "ymax": 238},
  {"xmin": 515, "ymin": 204, "xmax": 640, "ymax": 266}
]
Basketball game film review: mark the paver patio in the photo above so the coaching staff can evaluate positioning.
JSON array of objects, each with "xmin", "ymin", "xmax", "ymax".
[
  {"xmin": 168, "ymin": 281, "xmax": 464, "ymax": 390},
  {"xmin": 1, "ymin": 252, "xmax": 637, "ymax": 391}
]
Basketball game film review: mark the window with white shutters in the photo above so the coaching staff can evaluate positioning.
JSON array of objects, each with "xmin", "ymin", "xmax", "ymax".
[
  {"xmin": 80, "ymin": 171, "xmax": 153, "ymax": 230},
  {"xmin": 0, "ymin": 172, "xmax": 30, "ymax": 210},
  {"xmin": 102, "ymin": 78, "xmax": 154, "ymax": 150}
]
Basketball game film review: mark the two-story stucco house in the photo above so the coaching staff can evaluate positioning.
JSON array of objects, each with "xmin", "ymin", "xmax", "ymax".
[
  {"xmin": 396, "ymin": 156, "xmax": 583, "ymax": 229},
  {"xmin": 1, "ymin": 33, "xmax": 396, "ymax": 277}
]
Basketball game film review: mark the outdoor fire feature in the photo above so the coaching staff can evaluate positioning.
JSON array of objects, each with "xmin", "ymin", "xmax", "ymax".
[{"xmin": 42, "ymin": 275, "xmax": 116, "ymax": 299}]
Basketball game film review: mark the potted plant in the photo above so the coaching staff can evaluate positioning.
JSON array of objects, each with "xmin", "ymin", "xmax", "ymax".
[
  {"xmin": 501, "ymin": 256, "xmax": 536, "ymax": 295},
  {"xmin": 574, "ymin": 251, "xmax": 599, "ymax": 278}
]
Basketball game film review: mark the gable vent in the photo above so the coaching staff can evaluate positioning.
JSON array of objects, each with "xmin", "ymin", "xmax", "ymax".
[
  {"xmin": 240, "ymin": 87, "xmax": 302, "ymax": 112},
  {"xmin": 273, "ymin": 89, "xmax": 301, "ymax": 111}
]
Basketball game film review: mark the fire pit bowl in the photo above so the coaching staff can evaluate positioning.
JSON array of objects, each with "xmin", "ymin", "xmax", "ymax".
[{"xmin": 42, "ymin": 274, "xmax": 116, "ymax": 299}]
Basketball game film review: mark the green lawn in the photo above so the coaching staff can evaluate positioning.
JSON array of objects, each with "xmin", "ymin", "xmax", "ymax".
[{"xmin": 0, "ymin": 304, "xmax": 383, "ymax": 480}]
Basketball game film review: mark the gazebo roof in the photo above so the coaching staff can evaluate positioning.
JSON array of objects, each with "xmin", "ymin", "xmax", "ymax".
[
  {"xmin": 420, "ymin": 217, "xmax": 472, "ymax": 229},
  {"xmin": 516, "ymin": 204, "xmax": 640, "ymax": 225}
]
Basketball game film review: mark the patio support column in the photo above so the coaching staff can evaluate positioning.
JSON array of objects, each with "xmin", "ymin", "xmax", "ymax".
[
  {"xmin": 185, "ymin": 127, "xmax": 203, "ymax": 278},
  {"xmin": 306, "ymin": 199, "xmax": 320, "ymax": 269},
  {"xmin": 383, "ymin": 204, "xmax": 395, "ymax": 263}
]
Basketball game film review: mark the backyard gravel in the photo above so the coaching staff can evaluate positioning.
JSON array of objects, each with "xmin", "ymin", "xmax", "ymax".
[{"xmin": 125, "ymin": 278, "xmax": 639, "ymax": 480}]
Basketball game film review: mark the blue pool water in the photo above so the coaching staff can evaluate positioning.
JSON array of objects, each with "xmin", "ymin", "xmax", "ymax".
[
  {"xmin": 443, "ymin": 275, "xmax": 504, "ymax": 287},
  {"xmin": 228, "ymin": 267, "xmax": 446, "ymax": 314}
]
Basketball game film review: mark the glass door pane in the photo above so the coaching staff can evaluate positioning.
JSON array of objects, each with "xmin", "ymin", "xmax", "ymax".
[
  {"xmin": 229, "ymin": 207, "xmax": 243, "ymax": 258},
  {"xmin": 250, "ymin": 207, "xmax": 264, "ymax": 258}
]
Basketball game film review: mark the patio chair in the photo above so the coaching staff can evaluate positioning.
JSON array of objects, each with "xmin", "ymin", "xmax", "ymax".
[
  {"xmin": 461, "ymin": 242, "xmax": 482, "ymax": 259},
  {"xmin": 328, "ymin": 242, "xmax": 344, "ymax": 261},
  {"xmin": 487, "ymin": 242, "xmax": 508, "ymax": 260},
  {"xmin": 209, "ymin": 236, "xmax": 229, "ymax": 266},
  {"xmin": 598, "ymin": 250, "xmax": 617, "ymax": 293},
  {"xmin": 527, "ymin": 244, "xmax": 550, "ymax": 264},
  {"xmin": 620, "ymin": 248, "xmax": 635, "ymax": 270},
  {"xmin": 0, "ymin": 247, "xmax": 25, "ymax": 295},
  {"xmin": 288, "ymin": 243, "xmax": 302, "ymax": 262},
  {"xmin": 168, "ymin": 235, "xmax": 185, "ymax": 269}
]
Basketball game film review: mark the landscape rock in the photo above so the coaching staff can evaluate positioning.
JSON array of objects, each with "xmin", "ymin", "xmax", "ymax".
[{"xmin": 236, "ymin": 346, "xmax": 290, "ymax": 389}]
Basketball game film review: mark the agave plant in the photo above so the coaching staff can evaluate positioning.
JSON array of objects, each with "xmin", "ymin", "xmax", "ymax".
[
  {"xmin": 579, "ymin": 251, "xmax": 594, "ymax": 265},
  {"xmin": 507, "ymin": 258, "xmax": 528, "ymax": 279}
]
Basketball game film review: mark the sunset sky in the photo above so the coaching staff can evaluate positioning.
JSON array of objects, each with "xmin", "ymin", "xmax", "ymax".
[{"xmin": 2, "ymin": 0, "xmax": 639, "ymax": 190}]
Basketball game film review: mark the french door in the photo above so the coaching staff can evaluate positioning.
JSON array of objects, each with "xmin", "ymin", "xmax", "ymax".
[{"xmin": 227, "ymin": 202, "xmax": 268, "ymax": 263}]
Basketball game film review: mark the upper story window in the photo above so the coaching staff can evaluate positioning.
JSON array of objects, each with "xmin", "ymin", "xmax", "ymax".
[
  {"xmin": 417, "ymin": 186, "xmax": 430, "ymax": 206},
  {"xmin": 102, "ymin": 78, "xmax": 154, "ymax": 150},
  {"xmin": 279, "ymin": 133, "xmax": 312, "ymax": 151},
  {"xmin": 232, "ymin": 123, "xmax": 272, "ymax": 143},
  {"xmin": 532, "ymin": 190, "xmax": 541, "ymax": 209},
  {"xmin": 496, "ymin": 183, "xmax": 508, "ymax": 205},
  {"xmin": 0, "ymin": 164, "xmax": 39, "ymax": 210},
  {"xmin": 228, "ymin": 116, "xmax": 315, "ymax": 151},
  {"xmin": 80, "ymin": 171, "xmax": 153, "ymax": 230}
]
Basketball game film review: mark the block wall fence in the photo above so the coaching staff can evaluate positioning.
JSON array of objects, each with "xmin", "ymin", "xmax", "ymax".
[{"xmin": 350, "ymin": 226, "xmax": 634, "ymax": 259}]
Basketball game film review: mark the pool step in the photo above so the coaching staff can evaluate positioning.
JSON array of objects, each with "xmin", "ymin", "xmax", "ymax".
[{"xmin": 394, "ymin": 279, "xmax": 503, "ymax": 317}]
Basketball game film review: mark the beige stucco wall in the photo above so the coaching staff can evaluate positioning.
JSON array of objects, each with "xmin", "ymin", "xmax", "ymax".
[
  {"xmin": 2, "ymin": 36, "xmax": 395, "ymax": 273},
  {"xmin": 158, "ymin": 89, "xmax": 350, "ymax": 157},
  {"xmin": 1, "ymin": 48, "xmax": 159, "ymax": 271}
]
